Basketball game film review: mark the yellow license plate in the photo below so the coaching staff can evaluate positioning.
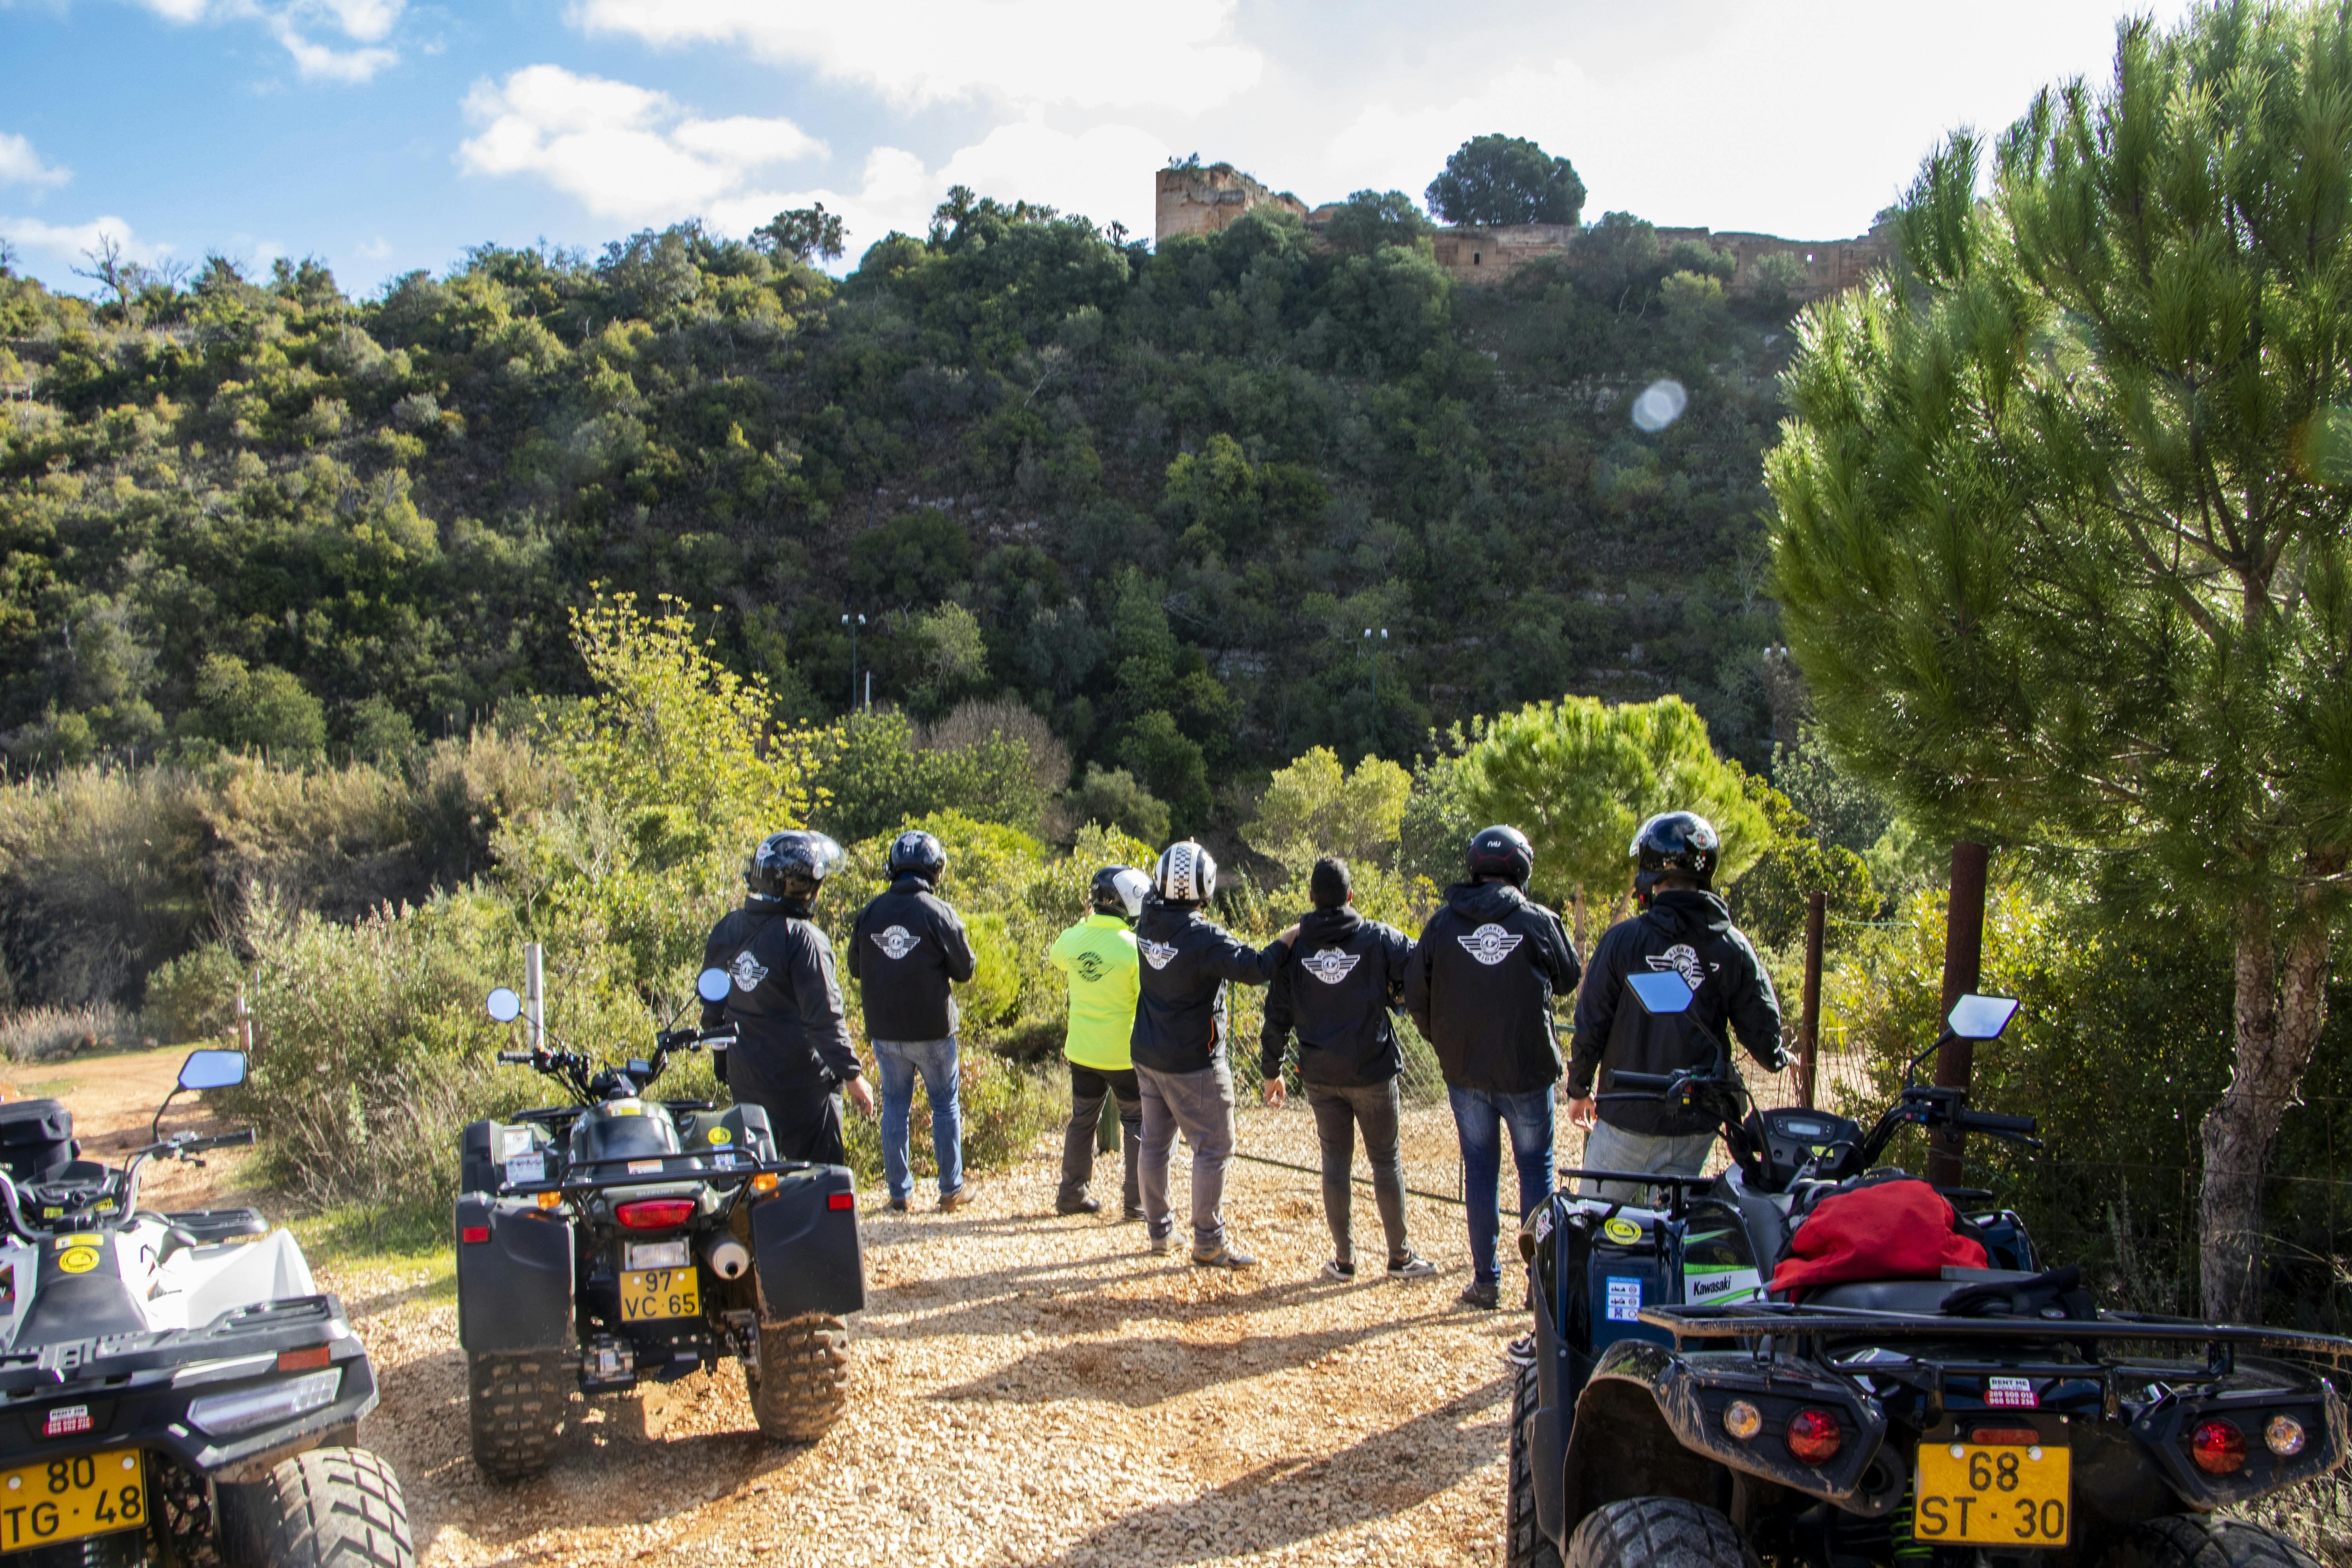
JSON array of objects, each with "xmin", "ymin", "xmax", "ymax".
[
  {"xmin": 1915, "ymin": 1440, "xmax": 2071, "ymax": 1547},
  {"xmin": 619, "ymin": 1267, "xmax": 698, "ymax": 1321},
  {"xmin": 0, "ymin": 1450, "xmax": 146, "ymax": 1554}
]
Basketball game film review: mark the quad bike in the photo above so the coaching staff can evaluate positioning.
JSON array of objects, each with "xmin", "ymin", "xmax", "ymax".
[
  {"xmin": 1508, "ymin": 976, "xmax": 2350, "ymax": 1568},
  {"xmin": 456, "ymin": 968, "xmax": 866, "ymax": 1479},
  {"xmin": 0, "ymin": 1048, "xmax": 409, "ymax": 1568}
]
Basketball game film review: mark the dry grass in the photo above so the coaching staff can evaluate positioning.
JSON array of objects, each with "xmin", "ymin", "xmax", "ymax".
[{"xmin": 0, "ymin": 1003, "xmax": 156, "ymax": 1062}]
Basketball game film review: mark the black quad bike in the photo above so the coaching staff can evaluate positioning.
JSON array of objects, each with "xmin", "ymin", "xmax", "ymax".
[
  {"xmin": 456, "ymin": 967, "xmax": 866, "ymax": 1479},
  {"xmin": 1508, "ymin": 978, "xmax": 2350, "ymax": 1568},
  {"xmin": 0, "ymin": 1048, "xmax": 409, "ymax": 1568}
]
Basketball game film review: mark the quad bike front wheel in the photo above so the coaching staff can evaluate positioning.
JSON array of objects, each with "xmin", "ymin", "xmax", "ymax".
[
  {"xmin": 749, "ymin": 1313, "xmax": 849, "ymax": 1442},
  {"xmin": 218, "ymin": 1447, "xmax": 412, "ymax": 1568},
  {"xmin": 2107, "ymin": 1515, "xmax": 2325, "ymax": 1568},
  {"xmin": 466, "ymin": 1350, "xmax": 568, "ymax": 1481},
  {"xmin": 1564, "ymin": 1497, "xmax": 1757, "ymax": 1568},
  {"xmin": 1506, "ymin": 1356, "xmax": 1564, "ymax": 1568}
]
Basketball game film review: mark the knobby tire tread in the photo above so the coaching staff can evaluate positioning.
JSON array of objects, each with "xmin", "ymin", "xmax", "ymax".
[
  {"xmin": 238, "ymin": 1448, "xmax": 412, "ymax": 1568},
  {"xmin": 751, "ymin": 1312, "xmax": 849, "ymax": 1442},
  {"xmin": 1505, "ymin": 1357, "xmax": 1564, "ymax": 1568},
  {"xmin": 1564, "ymin": 1497, "xmax": 1755, "ymax": 1568},
  {"xmin": 466, "ymin": 1350, "xmax": 568, "ymax": 1481},
  {"xmin": 2111, "ymin": 1515, "xmax": 2324, "ymax": 1568}
]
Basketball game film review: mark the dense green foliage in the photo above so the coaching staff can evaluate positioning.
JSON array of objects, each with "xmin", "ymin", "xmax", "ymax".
[{"xmin": 1426, "ymin": 134, "xmax": 1588, "ymax": 227}]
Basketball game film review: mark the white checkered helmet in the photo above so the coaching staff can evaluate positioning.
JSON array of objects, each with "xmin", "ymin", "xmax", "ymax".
[{"xmin": 1154, "ymin": 840, "xmax": 1217, "ymax": 904}]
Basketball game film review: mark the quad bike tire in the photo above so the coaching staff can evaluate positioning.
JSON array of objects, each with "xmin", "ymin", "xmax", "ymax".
[
  {"xmin": 2106, "ymin": 1515, "xmax": 2324, "ymax": 1568},
  {"xmin": 1506, "ymin": 1356, "xmax": 1564, "ymax": 1568},
  {"xmin": 1564, "ymin": 1497, "xmax": 1757, "ymax": 1568},
  {"xmin": 218, "ymin": 1447, "xmax": 412, "ymax": 1568},
  {"xmin": 466, "ymin": 1350, "xmax": 568, "ymax": 1480},
  {"xmin": 750, "ymin": 1312, "xmax": 849, "ymax": 1442}
]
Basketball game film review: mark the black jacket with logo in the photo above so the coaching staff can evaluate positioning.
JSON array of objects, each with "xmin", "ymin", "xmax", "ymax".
[
  {"xmin": 699, "ymin": 898, "xmax": 862, "ymax": 1109},
  {"xmin": 1405, "ymin": 880, "xmax": 1583, "ymax": 1095},
  {"xmin": 1567, "ymin": 888, "xmax": 1784, "ymax": 1137},
  {"xmin": 1259, "ymin": 907, "xmax": 1416, "ymax": 1088},
  {"xmin": 848, "ymin": 875, "xmax": 978, "ymax": 1042},
  {"xmin": 1129, "ymin": 899, "xmax": 1290, "ymax": 1077}
]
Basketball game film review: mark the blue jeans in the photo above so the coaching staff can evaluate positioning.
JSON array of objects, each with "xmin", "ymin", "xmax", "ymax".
[
  {"xmin": 872, "ymin": 1037, "xmax": 964, "ymax": 1201},
  {"xmin": 1449, "ymin": 1086, "xmax": 1557, "ymax": 1285}
]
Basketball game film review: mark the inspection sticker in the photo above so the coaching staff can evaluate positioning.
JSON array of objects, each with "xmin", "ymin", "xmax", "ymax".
[{"xmin": 1605, "ymin": 1276, "xmax": 1644, "ymax": 1322}]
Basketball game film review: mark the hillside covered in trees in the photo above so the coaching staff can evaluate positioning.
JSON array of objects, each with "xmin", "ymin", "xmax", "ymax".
[{"xmin": 0, "ymin": 183, "xmax": 1802, "ymax": 831}]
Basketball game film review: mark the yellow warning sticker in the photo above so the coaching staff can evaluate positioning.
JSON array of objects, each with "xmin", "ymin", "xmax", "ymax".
[
  {"xmin": 706, "ymin": 1127, "xmax": 732, "ymax": 1145},
  {"xmin": 55, "ymin": 1247, "xmax": 98, "ymax": 1275},
  {"xmin": 1602, "ymin": 1217, "xmax": 1643, "ymax": 1245}
]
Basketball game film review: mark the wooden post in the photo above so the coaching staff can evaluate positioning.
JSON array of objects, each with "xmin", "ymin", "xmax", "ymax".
[
  {"xmin": 234, "ymin": 986, "xmax": 252, "ymax": 1056},
  {"xmin": 1926, "ymin": 842, "xmax": 1990, "ymax": 1186},
  {"xmin": 1798, "ymin": 890, "xmax": 1826, "ymax": 1109}
]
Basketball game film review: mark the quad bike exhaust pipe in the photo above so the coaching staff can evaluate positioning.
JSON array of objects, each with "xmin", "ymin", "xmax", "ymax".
[{"xmin": 706, "ymin": 1237, "xmax": 751, "ymax": 1280}]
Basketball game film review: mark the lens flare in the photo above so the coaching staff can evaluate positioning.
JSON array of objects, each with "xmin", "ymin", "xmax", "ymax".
[{"xmin": 1632, "ymin": 379, "xmax": 1688, "ymax": 432}]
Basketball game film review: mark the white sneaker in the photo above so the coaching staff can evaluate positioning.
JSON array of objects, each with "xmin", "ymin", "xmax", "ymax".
[
  {"xmin": 1323, "ymin": 1258, "xmax": 1357, "ymax": 1282},
  {"xmin": 1388, "ymin": 1251, "xmax": 1438, "ymax": 1280}
]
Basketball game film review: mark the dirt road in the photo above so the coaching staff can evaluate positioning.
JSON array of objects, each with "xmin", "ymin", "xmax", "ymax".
[{"xmin": 27, "ymin": 1049, "xmax": 1520, "ymax": 1568}]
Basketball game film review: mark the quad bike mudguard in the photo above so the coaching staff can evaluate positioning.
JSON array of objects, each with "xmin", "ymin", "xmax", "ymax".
[
  {"xmin": 455, "ymin": 1195, "xmax": 574, "ymax": 1352},
  {"xmin": 752, "ymin": 1165, "xmax": 865, "ymax": 1318}
]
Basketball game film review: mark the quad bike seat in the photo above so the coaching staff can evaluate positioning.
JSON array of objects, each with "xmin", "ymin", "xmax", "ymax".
[
  {"xmin": 1805, "ymin": 1267, "xmax": 2042, "ymax": 1313},
  {"xmin": 0, "ymin": 1100, "xmax": 76, "ymax": 1185}
]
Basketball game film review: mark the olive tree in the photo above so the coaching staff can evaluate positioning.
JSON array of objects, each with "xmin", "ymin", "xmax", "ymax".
[{"xmin": 1765, "ymin": 2, "xmax": 2352, "ymax": 1321}]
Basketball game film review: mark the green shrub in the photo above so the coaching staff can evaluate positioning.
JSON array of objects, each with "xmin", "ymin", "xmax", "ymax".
[
  {"xmin": 145, "ymin": 942, "xmax": 245, "ymax": 1042},
  {"xmin": 839, "ymin": 1049, "xmax": 1063, "ymax": 1187}
]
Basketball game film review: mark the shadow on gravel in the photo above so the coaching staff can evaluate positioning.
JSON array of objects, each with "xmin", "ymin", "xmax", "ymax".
[{"xmin": 1024, "ymin": 1374, "xmax": 1511, "ymax": 1566}]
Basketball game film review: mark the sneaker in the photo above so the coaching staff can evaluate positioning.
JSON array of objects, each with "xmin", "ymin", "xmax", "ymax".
[
  {"xmin": 1147, "ymin": 1231, "xmax": 1173, "ymax": 1254},
  {"xmin": 939, "ymin": 1185, "xmax": 970, "ymax": 1212},
  {"xmin": 1057, "ymin": 1196, "xmax": 1102, "ymax": 1216},
  {"xmin": 1387, "ymin": 1251, "xmax": 1438, "ymax": 1281},
  {"xmin": 1505, "ymin": 1333, "xmax": 1537, "ymax": 1367},
  {"xmin": 1323, "ymin": 1258, "xmax": 1357, "ymax": 1282},
  {"xmin": 1459, "ymin": 1279, "xmax": 1501, "ymax": 1310},
  {"xmin": 1120, "ymin": 1205, "xmax": 1145, "ymax": 1223},
  {"xmin": 887, "ymin": 1196, "xmax": 909, "ymax": 1212},
  {"xmin": 1192, "ymin": 1246, "xmax": 1259, "ymax": 1270}
]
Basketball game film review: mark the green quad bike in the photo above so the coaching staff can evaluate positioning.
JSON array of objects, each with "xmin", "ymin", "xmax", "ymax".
[{"xmin": 1508, "ymin": 976, "xmax": 2349, "ymax": 1568}]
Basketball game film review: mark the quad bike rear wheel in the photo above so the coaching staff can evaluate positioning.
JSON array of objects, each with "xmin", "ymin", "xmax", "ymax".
[
  {"xmin": 218, "ymin": 1447, "xmax": 412, "ymax": 1568},
  {"xmin": 1564, "ymin": 1497, "xmax": 1757, "ymax": 1568},
  {"xmin": 465, "ymin": 1350, "xmax": 568, "ymax": 1480},
  {"xmin": 1506, "ymin": 1356, "xmax": 1563, "ymax": 1568},
  {"xmin": 750, "ymin": 1312, "xmax": 849, "ymax": 1441},
  {"xmin": 2106, "ymin": 1515, "xmax": 2324, "ymax": 1568}
]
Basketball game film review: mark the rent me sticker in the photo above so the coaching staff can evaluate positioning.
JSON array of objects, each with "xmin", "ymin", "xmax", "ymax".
[
  {"xmin": 1605, "ymin": 1276, "xmax": 1643, "ymax": 1322},
  {"xmin": 1986, "ymin": 1377, "xmax": 2038, "ymax": 1408}
]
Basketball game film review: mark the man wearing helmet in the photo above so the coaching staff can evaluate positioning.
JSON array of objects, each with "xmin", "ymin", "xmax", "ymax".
[
  {"xmin": 1406, "ymin": 825, "xmax": 1583, "ymax": 1309},
  {"xmin": 1045, "ymin": 865, "xmax": 1153, "ymax": 1219},
  {"xmin": 849, "ymin": 829, "xmax": 979, "ymax": 1212},
  {"xmin": 700, "ymin": 829, "xmax": 874, "ymax": 1167},
  {"xmin": 1130, "ymin": 840, "xmax": 1298, "ymax": 1270},
  {"xmin": 1566, "ymin": 811, "xmax": 1784, "ymax": 1203}
]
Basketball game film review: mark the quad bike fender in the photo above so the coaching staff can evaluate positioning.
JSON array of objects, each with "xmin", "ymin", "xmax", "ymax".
[
  {"xmin": 1561, "ymin": 1339, "xmax": 1895, "ymax": 1536},
  {"xmin": 456, "ymin": 1195, "xmax": 573, "ymax": 1352},
  {"xmin": 752, "ymin": 1165, "xmax": 865, "ymax": 1318},
  {"xmin": 2129, "ymin": 1374, "xmax": 2349, "ymax": 1510}
]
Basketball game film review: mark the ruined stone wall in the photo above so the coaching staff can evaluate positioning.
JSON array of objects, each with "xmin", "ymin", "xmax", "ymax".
[{"xmin": 1156, "ymin": 164, "xmax": 1310, "ymax": 243}]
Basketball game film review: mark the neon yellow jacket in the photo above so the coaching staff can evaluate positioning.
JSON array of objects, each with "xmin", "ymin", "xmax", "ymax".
[{"xmin": 1047, "ymin": 914, "xmax": 1141, "ymax": 1071}]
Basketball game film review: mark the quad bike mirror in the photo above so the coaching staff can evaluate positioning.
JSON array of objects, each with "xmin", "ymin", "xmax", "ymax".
[
  {"xmin": 486, "ymin": 987, "xmax": 523, "ymax": 1024},
  {"xmin": 1947, "ymin": 993, "xmax": 2021, "ymax": 1041},
  {"xmin": 1625, "ymin": 971, "xmax": 1697, "ymax": 1015},
  {"xmin": 696, "ymin": 967, "xmax": 732, "ymax": 1004},
  {"xmin": 178, "ymin": 1049, "xmax": 247, "ymax": 1091}
]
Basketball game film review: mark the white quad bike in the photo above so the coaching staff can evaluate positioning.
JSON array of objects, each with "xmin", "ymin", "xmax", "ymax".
[{"xmin": 0, "ymin": 1048, "xmax": 411, "ymax": 1568}]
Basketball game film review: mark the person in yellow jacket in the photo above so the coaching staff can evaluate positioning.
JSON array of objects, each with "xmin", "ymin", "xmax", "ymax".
[{"xmin": 1047, "ymin": 866, "xmax": 1152, "ymax": 1218}]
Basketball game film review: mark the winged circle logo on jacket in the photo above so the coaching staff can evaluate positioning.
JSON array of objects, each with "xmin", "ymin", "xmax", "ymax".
[
  {"xmin": 870, "ymin": 925, "xmax": 922, "ymax": 960},
  {"xmin": 1457, "ymin": 924, "xmax": 1524, "ymax": 966},
  {"xmin": 1138, "ymin": 939, "xmax": 1180, "ymax": 971},
  {"xmin": 1300, "ymin": 948, "xmax": 1362, "ymax": 985},
  {"xmin": 728, "ymin": 951, "xmax": 769, "ymax": 992},
  {"xmin": 1073, "ymin": 952, "xmax": 1107, "ymax": 983},
  {"xmin": 1645, "ymin": 943, "xmax": 1711, "ymax": 991}
]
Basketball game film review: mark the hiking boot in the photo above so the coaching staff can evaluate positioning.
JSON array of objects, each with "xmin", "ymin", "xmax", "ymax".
[
  {"xmin": 1387, "ymin": 1251, "xmax": 1438, "ymax": 1281},
  {"xmin": 887, "ymin": 1196, "xmax": 909, "ymax": 1212},
  {"xmin": 1192, "ymin": 1245, "xmax": 1259, "ymax": 1270},
  {"xmin": 1322, "ymin": 1258, "xmax": 1357, "ymax": 1282},
  {"xmin": 1057, "ymin": 1196, "xmax": 1102, "ymax": 1216},
  {"xmin": 939, "ymin": 1185, "xmax": 971, "ymax": 1212},
  {"xmin": 1459, "ymin": 1279, "xmax": 1501, "ymax": 1310}
]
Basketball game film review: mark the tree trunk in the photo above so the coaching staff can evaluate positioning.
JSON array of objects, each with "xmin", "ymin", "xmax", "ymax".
[{"xmin": 2200, "ymin": 890, "xmax": 2332, "ymax": 1324}]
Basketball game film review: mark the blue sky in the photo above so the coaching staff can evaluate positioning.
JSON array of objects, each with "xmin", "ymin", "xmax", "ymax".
[{"xmin": 1, "ymin": 0, "xmax": 2187, "ymax": 298}]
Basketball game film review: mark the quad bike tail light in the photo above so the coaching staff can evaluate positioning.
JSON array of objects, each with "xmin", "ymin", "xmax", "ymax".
[
  {"xmin": 2191, "ymin": 1418, "xmax": 2247, "ymax": 1475},
  {"xmin": 1786, "ymin": 1408, "xmax": 1842, "ymax": 1465},
  {"xmin": 1722, "ymin": 1401, "xmax": 1762, "ymax": 1441},
  {"xmin": 2266, "ymin": 1415, "xmax": 2308, "ymax": 1457},
  {"xmin": 615, "ymin": 1198, "xmax": 697, "ymax": 1230}
]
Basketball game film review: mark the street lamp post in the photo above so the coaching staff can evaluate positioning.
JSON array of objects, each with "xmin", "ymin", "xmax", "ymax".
[{"xmin": 842, "ymin": 613, "xmax": 865, "ymax": 716}]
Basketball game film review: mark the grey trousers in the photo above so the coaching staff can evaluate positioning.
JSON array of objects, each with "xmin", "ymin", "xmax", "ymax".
[
  {"xmin": 1059, "ymin": 1062, "xmax": 1142, "ymax": 1212},
  {"xmin": 1307, "ymin": 1079, "xmax": 1410, "ymax": 1265},
  {"xmin": 1136, "ymin": 1060, "xmax": 1236, "ymax": 1254},
  {"xmin": 1578, "ymin": 1118, "xmax": 1717, "ymax": 1205}
]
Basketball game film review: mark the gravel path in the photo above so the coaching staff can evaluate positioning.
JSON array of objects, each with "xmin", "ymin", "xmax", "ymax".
[{"xmin": 347, "ymin": 1149, "xmax": 1518, "ymax": 1568}]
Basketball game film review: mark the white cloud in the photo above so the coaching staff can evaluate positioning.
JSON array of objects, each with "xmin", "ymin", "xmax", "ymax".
[
  {"xmin": 0, "ymin": 213, "xmax": 168, "ymax": 266},
  {"xmin": 459, "ymin": 65, "xmax": 829, "ymax": 226},
  {"xmin": 269, "ymin": 20, "xmax": 396, "ymax": 82},
  {"xmin": 575, "ymin": 0, "xmax": 1261, "ymax": 111},
  {"xmin": 0, "ymin": 134, "xmax": 70, "ymax": 191},
  {"xmin": 355, "ymin": 235, "xmax": 392, "ymax": 259},
  {"xmin": 935, "ymin": 118, "xmax": 1167, "ymax": 234},
  {"xmin": 120, "ymin": 0, "xmax": 406, "ymax": 83}
]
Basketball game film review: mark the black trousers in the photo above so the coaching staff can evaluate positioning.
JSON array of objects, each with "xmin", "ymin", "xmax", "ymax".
[
  {"xmin": 1307, "ymin": 1078, "xmax": 1411, "ymax": 1265},
  {"xmin": 1060, "ymin": 1062, "xmax": 1142, "ymax": 1212},
  {"xmin": 742, "ymin": 1085, "xmax": 848, "ymax": 1168}
]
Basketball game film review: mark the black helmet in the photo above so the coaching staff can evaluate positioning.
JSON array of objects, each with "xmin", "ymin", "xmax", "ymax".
[
  {"xmin": 747, "ymin": 829, "xmax": 845, "ymax": 903},
  {"xmin": 1091, "ymin": 866, "xmax": 1151, "ymax": 921},
  {"xmin": 1632, "ymin": 811, "xmax": 1720, "ymax": 902},
  {"xmin": 1466, "ymin": 825, "xmax": 1534, "ymax": 889},
  {"xmin": 1154, "ymin": 840, "xmax": 1217, "ymax": 904},
  {"xmin": 887, "ymin": 829, "xmax": 947, "ymax": 881}
]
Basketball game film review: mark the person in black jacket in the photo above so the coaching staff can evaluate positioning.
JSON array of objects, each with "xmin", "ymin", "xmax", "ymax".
[
  {"xmin": 1567, "ymin": 811, "xmax": 1784, "ymax": 1203},
  {"xmin": 1131, "ymin": 840, "xmax": 1296, "ymax": 1270},
  {"xmin": 1259, "ymin": 857, "xmax": 1436, "ymax": 1283},
  {"xmin": 849, "ymin": 830, "xmax": 980, "ymax": 1213},
  {"xmin": 699, "ymin": 829, "xmax": 873, "ymax": 1166},
  {"xmin": 1406, "ymin": 825, "xmax": 1582, "ymax": 1309}
]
